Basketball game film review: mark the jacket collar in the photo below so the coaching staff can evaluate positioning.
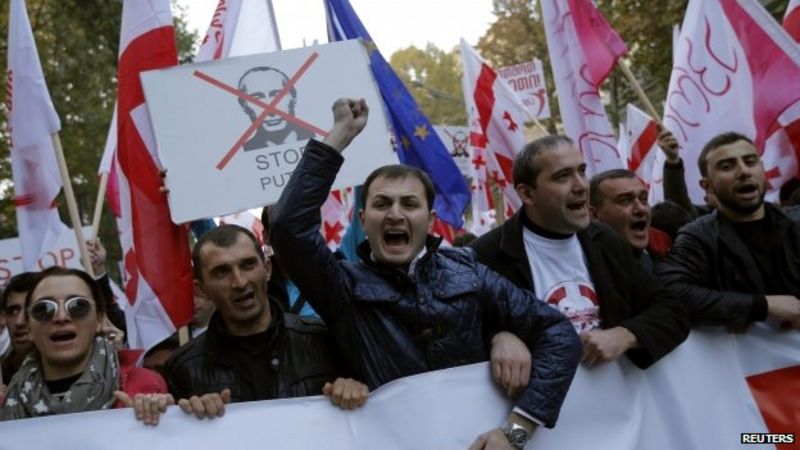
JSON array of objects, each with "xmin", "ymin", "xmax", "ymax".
[
  {"xmin": 356, "ymin": 235, "xmax": 443, "ymax": 269},
  {"xmin": 203, "ymin": 300, "xmax": 284, "ymax": 364}
]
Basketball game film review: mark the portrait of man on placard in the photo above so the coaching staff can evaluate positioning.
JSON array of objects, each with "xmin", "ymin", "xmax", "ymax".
[{"xmin": 237, "ymin": 66, "xmax": 316, "ymax": 150}]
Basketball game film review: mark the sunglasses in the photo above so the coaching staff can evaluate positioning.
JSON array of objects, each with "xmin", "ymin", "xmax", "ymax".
[{"xmin": 28, "ymin": 296, "xmax": 94, "ymax": 323}]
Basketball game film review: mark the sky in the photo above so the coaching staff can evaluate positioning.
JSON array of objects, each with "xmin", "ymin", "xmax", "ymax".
[{"xmin": 176, "ymin": 0, "xmax": 496, "ymax": 56}]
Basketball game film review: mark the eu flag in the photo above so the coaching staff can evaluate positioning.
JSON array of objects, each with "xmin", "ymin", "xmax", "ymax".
[{"xmin": 324, "ymin": 0, "xmax": 469, "ymax": 227}]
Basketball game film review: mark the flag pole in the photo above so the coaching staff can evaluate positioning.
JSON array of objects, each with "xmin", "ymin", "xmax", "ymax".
[
  {"xmin": 523, "ymin": 112, "xmax": 550, "ymax": 135},
  {"xmin": 616, "ymin": 59, "xmax": 664, "ymax": 127},
  {"xmin": 90, "ymin": 171, "xmax": 109, "ymax": 241},
  {"xmin": 51, "ymin": 132, "xmax": 94, "ymax": 277},
  {"xmin": 178, "ymin": 326, "xmax": 190, "ymax": 346}
]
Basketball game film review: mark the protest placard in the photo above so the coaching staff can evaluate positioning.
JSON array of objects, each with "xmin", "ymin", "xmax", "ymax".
[
  {"xmin": 496, "ymin": 59, "xmax": 550, "ymax": 120},
  {"xmin": 141, "ymin": 39, "xmax": 396, "ymax": 223},
  {"xmin": 0, "ymin": 227, "xmax": 92, "ymax": 285}
]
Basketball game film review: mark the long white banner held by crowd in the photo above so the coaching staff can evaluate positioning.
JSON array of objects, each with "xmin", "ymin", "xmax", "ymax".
[
  {"xmin": 141, "ymin": 39, "xmax": 396, "ymax": 223},
  {"xmin": 1, "ymin": 326, "xmax": 797, "ymax": 450}
]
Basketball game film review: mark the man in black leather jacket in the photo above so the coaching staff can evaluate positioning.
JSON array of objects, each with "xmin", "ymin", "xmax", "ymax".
[
  {"xmin": 657, "ymin": 132, "xmax": 800, "ymax": 330},
  {"xmin": 164, "ymin": 225, "xmax": 370, "ymax": 415},
  {"xmin": 271, "ymin": 99, "xmax": 582, "ymax": 450}
]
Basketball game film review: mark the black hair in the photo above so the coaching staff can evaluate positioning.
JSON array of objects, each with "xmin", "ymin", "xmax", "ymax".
[
  {"xmin": 192, "ymin": 224, "xmax": 265, "ymax": 280},
  {"xmin": 698, "ymin": 132, "xmax": 755, "ymax": 177},
  {"xmin": 1, "ymin": 272, "xmax": 38, "ymax": 311},
  {"xmin": 24, "ymin": 266, "xmax": 106, "ymax": 316},
  {"xmin": 650, "ymin": 201, "xmax": 694, "ymax": 240},
  {"xmin": 361, "ymin": 165, "xmax": 435, "ymax": 211},
  {"xmin": 589, "ymin": 168, "xmax": 638, "ymax": 208},
  {"xmin": 512, "ymin": 135, "xmax": 573, "ymax": 188}
]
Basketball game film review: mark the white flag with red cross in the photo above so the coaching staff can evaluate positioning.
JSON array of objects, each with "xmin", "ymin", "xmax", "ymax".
[
  {"xmin": 661, "ymin": 0, "xmax": 800, "ymax": 205},
  {"xmin": 6, "ymin": 0, "xmax": 69, "ymax": 270},
  {"xmin": 459, "ymin": 39, "xmax": 525, "ymax": 225}
]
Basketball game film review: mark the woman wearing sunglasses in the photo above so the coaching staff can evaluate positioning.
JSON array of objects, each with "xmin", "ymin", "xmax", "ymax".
[{"xmin": 0, "ymin": 267, "xmax": 171, "ymax": 424}]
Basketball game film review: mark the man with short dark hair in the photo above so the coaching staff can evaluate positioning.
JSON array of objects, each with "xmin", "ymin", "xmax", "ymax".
[
  {"xmin": 471, "ymin": 135, "xmax": 689, "ymax": 370},
  {"xmin": 271, "ymin": 99, "xmax": 582, "ymax": 450},
  {"xmin": 589, "ymin": 169, "xmax": 651, "ymax": 248},
  {"xmin": 0, "ymin": 272, "xmax": 37, "ymax": 385},
  {"xmin": 657, "ymin": 132, "xmax": 800, "ymax": 329},
  {"xmin": 164, "ymin": 224, "xmax": 369, "ymax": 415}
]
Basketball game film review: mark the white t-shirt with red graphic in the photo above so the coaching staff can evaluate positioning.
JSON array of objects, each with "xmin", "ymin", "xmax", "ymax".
[{"xmin": 522, "ymin": 227, "xmax": 600, "ymax": 334}]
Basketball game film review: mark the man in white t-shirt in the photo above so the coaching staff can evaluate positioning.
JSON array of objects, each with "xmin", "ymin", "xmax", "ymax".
[{"xmin": 472, "ymin": 135, "xmax": 690, "ymax": 368}]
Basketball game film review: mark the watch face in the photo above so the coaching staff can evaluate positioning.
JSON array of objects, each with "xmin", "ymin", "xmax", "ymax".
[{"xmin": 507, "ymin": 426, "xmax": 528, "ymax": 449}]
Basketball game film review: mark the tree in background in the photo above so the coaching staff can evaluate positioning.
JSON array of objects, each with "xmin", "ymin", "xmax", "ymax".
[
  {"xmin": 0, "ymin": 0, "xmax": 196, "ymax": 279},
  {"xmin": 390, "ymin": 43, "xmax": 467, "ymax": 125}
]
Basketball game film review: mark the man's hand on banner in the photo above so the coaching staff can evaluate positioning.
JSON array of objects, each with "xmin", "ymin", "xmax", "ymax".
[
  {"xmin": 178, "ymin": 388, "xmax": 231, "ymax": 420},
  {"xmin": 114, "ymin": 391, "xmax": 175, "ymax": 426},
  {"xmin": 322, "ymin": 377, "xmax": 369, "ymax": 410},
  {"xmin": 657, "ymin": 128, "xmax": 680, "ymax": 164},
  {"xmin": 580, "ymin": 326, "xmax": 639, "ymax": 366},
  {"xmin": 490, "ymin": 331, "xmax": 531, "ymax": 398},
  {"xmin": 766, "ymin": 295, "xmax": 800, "ymax": 329},
  {"xmin": 470, "ymin": 412, "xmax": 537, "ymax": 450},
  {"xmin": 323, "ymin": 98, "xmax": 369, "ymax": 153}
]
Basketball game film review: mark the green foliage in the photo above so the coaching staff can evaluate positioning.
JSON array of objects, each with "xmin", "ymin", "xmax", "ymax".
[
  {"xmin": 389, "ymin": 44, "xmax": 467, "ymax": 126},
  {"xmin": 0, "ymin": 0, "xmax": 196, "ymax": 278}
]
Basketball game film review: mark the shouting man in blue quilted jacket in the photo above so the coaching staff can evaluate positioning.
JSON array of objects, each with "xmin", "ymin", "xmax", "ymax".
[{"xmin": 271, "ymin": 98, "xmax": 582, "ymax": 450}]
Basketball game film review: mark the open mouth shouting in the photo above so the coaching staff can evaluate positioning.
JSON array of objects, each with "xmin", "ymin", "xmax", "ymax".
[
  {"xmin": 233, "ymin": 290, "xmax": 256, "ymax": 309},
  {"xmin": 566, "ymin": 199, "xmax": 588, "ymax": 215},
  {"xmin": 734, "ymin": 182, "xmax": 760, "ymax": 201},
  {"xmin": 383, "ymin": 229, "xmax": 411, "ymax": 252},
  {"xmin": 49, "ymin": 330, "xmax": 77, "ymax": 347}
]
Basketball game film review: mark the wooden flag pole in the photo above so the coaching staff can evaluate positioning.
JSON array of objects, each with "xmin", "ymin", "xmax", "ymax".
[
  {"xmin": 617, "ymin": 59, "xmax": 664, "ymax": 127},
  {"xmin": 51, "ymin": 133, "xmax": 94, "ymax": 277},
  {"xmin": 178, "ymin": 325, "xmax": 190, "ymax": 346},
  {"xmin": 525, "ymin": 112, "xmax": 550, "ymax": 135},
  {"xmin": 90, "ymin": 171, "xmax": 109, "ymax": 241}
]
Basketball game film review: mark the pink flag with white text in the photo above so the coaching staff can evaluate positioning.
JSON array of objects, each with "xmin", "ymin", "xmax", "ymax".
[
  {"xmin": 6, "ymin": 0, "xmax": 68, "ymax": 270},
  {"xmin": 661, "ymin": 0, "xmax": 800, "ymax": 204},
  {"xmin": 540, "ymin": 0, "xmax": 626, "ymax": 176}
]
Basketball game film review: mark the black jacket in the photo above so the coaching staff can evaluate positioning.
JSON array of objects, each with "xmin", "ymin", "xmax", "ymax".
[
  {"xmin": 470, "ymin": 212, "xmax": 690, "ymax": 369},
  {"xmin": 163, "ymin": 305, "xmax": 339, "ymax": 402},
  {"xmin": 270, "ymin": 139, "xmax": 582, "ymax": 428},
  {"xmin": 656, "ymin": 204, "xmax": 800, "ymax": 328}
]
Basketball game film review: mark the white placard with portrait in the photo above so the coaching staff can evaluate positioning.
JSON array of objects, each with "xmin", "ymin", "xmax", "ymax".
[{"xmin": 141, "ymin": 39, "xmax": 396, "ymax": 224}]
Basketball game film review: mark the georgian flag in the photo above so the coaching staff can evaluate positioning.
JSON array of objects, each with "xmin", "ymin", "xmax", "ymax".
[
  {"xmin": 622, "ymin": 103, "xmax": 661, "ymax": 203},
  {"xmin": 115, "ymin": 0, "xmax": 193, "ymax": 351}
]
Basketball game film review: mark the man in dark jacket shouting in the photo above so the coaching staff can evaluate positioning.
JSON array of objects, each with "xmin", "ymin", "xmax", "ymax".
[
  {"xmin": 657, "ymin": 132, "xmax": 800, "ymax": 330},
  {"xmin": 271, "ymin": 98, "xmax": 581, "ymax": 450},
  {"xmin": 471, "ymin": 135, "xmax": 690, "ymax": 369}
]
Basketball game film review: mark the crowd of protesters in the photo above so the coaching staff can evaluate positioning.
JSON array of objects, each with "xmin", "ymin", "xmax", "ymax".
[{"xmin": 1, "ymin": 98, "xmax": 799, "ymax": 450}]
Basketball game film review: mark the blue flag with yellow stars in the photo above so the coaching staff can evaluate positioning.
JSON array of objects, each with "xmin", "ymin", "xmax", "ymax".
[{"xmin": 324, "ymin": 0, "xmax": 469, "ymax": 228}]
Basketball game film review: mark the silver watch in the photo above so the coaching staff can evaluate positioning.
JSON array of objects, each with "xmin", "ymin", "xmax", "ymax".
[{"xmin": 502, "ymin": 422, "xmax": 530, "ymax": 449}]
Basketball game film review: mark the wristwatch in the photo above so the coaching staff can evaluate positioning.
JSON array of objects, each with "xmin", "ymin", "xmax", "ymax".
[{"xmin": 502, "ymin": 421, "xmax": 530, "ymax": 449}]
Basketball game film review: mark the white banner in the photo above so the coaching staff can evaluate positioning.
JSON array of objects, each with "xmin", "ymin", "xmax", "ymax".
[
  {"xmin": 2, "ymin": 326, "xmax": 797, "ymax": 450},
  {"xmin": 496, "ymin": 60, "xmax": 551, "ymax": 120},
  {"xmin": 141, "ymin": 39, "xmax": 396, "ymax": 223},
  {"xmin": 0, "ymin": 227, "xmax": 92, "ymax": 285}
]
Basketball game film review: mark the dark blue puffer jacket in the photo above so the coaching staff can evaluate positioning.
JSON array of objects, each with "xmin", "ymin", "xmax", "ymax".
[{"xmin": 271, "ymin": 139, "xmax": 581, "ymax": 427}]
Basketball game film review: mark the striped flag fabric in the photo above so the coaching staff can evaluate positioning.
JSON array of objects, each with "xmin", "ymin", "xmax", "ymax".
[{"xmin": 115, "ymin": 0, "xmax": 193, "ymax": 351}]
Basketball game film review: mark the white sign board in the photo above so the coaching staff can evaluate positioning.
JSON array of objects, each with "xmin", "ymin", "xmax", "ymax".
[
  {"xmin": 1, "ymin": 326, "xmax": 796, "ymax": 450},
  {"xmin": 434, "ymin": 125, "xmax": 472, "ymax": 178},
  {"xmin": 142, "ymin": 39, "xmax": 397, "ymax": 223},
  {"xmin": 497, "ymin": 60, "xmax": 551, "ymax": 120},
  {"xmin": 0, "ymin": 227, "xmax": 91, "ymax": 285}
]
